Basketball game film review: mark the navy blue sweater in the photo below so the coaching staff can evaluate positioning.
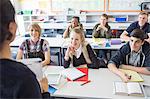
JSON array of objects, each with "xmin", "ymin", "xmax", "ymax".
[{"xmin": 0, "ymin": 59, "xmax": 50, "ymax": 99}]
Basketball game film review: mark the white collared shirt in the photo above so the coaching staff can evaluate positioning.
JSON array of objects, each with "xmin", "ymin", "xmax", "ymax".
[{"xmin": 75, "ymin": 44, "xmax": 82, "ymax": 59}]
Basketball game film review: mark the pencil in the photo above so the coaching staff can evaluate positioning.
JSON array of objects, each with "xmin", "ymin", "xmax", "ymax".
[{"xmin": 81, "ymin": 80, "xmax": 91, "ymax": 86}]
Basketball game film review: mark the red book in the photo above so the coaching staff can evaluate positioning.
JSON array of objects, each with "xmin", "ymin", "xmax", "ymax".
[{"xmin": 67, "ymin": 68, "xmax": 88, "ymax": 82}]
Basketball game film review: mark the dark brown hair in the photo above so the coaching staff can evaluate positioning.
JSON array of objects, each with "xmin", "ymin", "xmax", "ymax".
[
  {"xmin": 130, "ymin": 29, "xmax": 149, "ymax": 41},
  {"xmin": 101, "ymin": 14, "xmax": 109, "ymax": 20},
  {"xmin": 0, "ymin": 0, "xmax": 15, "ymax": 47},
  {"xmin": 72, "ymin": 16, "xmax": 80, "ymax": 23}
]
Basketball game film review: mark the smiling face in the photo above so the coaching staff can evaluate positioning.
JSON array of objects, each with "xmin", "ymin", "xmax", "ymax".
[
  {"xmin": 28, "ymin": 24, "xmax": 41, "ymax": 41},
  {"xmin": 129, "ymin": 37, "xmax": 144, "ymax": 52},
  {"xmin": 138, "ymin": 14, "xmax": 148, "ymax": 27},
  {"xmin": 70, "ymin": 32, "xmax": 82, "ymax": 50}
]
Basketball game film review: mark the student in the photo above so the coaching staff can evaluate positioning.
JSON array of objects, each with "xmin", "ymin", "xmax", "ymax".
[
  {"xmin": 108, "ymin": 29, "xmax": 150, "ymax": 82},
  {"xmin": 0, "ymin": 0, "xmax": 51, "ymax": 98},
  {"xmin": 92, "ymin": 13, "xmax": 112, "ymax": 61},
  {"xmin": 16, "ymin": 23, "xmax": 50, "ymax": 66},
  {"xmin": 64, "ymin": 27, "xmax": 106, "ymax": 69},
  {"xmin": 120, "ymin": 11, "xmax": 150, "ymax": 43},
  {"xmin": 92, "ymin": 13, "xmax": 112, "ymax": 38},
  {"xmin": 63, "ymin": 16, "xmax": 83, "ymax": 38}
]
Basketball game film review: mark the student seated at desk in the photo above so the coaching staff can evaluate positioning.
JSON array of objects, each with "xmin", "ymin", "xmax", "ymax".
[
  {"xmin": 16, "ymin": 23, "xmax": 50, "ymax": 66},
  {"xmin": 64, "ymin": 27, "xmax": 106, "ymax": 69},
  {"xmin": 92, "ymin": 13, "xmax": 112, "ymax": 62},
  {"xmin": 108, "ymin": 29, "xmax": 150, "ymax": 82},
  {"xmin": 0, "ymin": 0, "xmax": 51, "ymax": 98},
  {"xmin": 92, "ymin": 14, "xmax": 112, "ymax": 38},
  {"xmin": 120, "ymin": 11, "xmax": 150, "ymax": 43},
  {"xmin": 63, "ymin": 16, "xmax": 83, "ymax": 38}
]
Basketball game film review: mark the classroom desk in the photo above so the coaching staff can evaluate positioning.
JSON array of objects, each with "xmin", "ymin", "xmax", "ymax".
[
  {"xmin": 61, "ymin": 38, "xmax": 126, "ymax": 60},
  {"xmin": 44, "ymin": 66, "xmax": 150, "ymax": 99},
  {"xmin": 10, "ymin": 37, "xmax": 124, "ymax": 50},
  {"xmin": 62, "ymin": 38, "xmax": 125, "ymax": 50},
  {"xmin": 10, "ymin": 36, "xmax": 65, "ymax": 47},
  {"xmin": 10, "ymin": 37, "xmax": 126, "ymax": 65}
]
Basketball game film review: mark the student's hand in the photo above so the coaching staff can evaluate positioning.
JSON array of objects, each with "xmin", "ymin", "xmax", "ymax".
[
  {"xmin": 100, "ymin": 24, "xmax": 108, "ymax": 31},
  {"xmin": 67, "ymin": 44, "xmax": 75, "ymax": 54},
  {"xmin": 64, "ymin": 45, "xmax": 75, "ymax": 61},
  {"xmin": 67, "ymin": 23, "xmax": 72, "ymax": 29},
  {"xmin": 96, "ymin": 25, "xmax": 101, "ymax": 31},
  {"xmin": 40, "ymin": 77, "xmax": 48, "ymax": 93},
  {"xmin": 96, "ymin": 25, "xmax": 107, "ymax": 31},
  {"xmin": 120, "ymin": 72, "xmax": 131, "ymax": 83}
]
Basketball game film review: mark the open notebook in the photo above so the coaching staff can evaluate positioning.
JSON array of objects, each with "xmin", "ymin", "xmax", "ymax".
[
  {"xmin": 67, "ymin": 68, "xmax": 88, "ymax": 81},
  {"xmin": 113, "ymin": 81, "xmax": 143, "ymax": 96},
  {"xmin": 120, "ymin": 69, "xmax": 144, "ymax": 82},
  {"xmin": 61, "ymin": 67, "xmax": 86, "ymax": 81}
]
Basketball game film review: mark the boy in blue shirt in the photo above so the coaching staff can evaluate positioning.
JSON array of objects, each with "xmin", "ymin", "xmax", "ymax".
[{"xmin": 120, "ymin": 12, "xmax": 150, "ymax": 43}]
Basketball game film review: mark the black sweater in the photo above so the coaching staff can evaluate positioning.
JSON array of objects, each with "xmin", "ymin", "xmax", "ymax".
[
  {"xmin": 64, "ymin": 44, "xmax": 106, "ymax": 69},
  {"xmin": 0, "ymin": 59, "xmax": 50, "ymax": 99}
]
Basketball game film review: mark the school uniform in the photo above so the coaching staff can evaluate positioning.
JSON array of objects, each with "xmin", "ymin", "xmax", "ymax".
[{"xmin": 64, "ymin": 42, "xmax": 106, "ymax": 69}]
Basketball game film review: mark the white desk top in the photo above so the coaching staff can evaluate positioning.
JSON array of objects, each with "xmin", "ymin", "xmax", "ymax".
[
  {"xmin": 10, "ymin": 37, "xmax": 125, "ymax": 50},
  {"xmin": 44, "ymin": 66, "xmax": 149, "ymax": 99},
  {"xmin": 10, "ymin": 37, "xmax": 65, "ymax": 48},
  {"xmin": 38, "ymin": 22, "xmax": 131, "ymax": 30},
  {"xmin": 62, "ymin": 38, "xmax": 125, "ymax": 50}
]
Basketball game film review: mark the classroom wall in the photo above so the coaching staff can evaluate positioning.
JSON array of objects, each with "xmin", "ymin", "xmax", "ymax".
[{"xmin": 13, "ymin": 0, "xmax": 150, "ymax": 36}]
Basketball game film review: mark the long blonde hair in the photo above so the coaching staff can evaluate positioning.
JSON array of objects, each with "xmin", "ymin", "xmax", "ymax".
[{"xmin": 69, "ymin": 27, "xmax": 92, "ymax": 64}]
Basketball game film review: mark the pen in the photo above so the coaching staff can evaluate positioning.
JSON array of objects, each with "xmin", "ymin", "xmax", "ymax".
[
  {"xmin": 81, "ymin": 80, "xmax": 91, "ymax": 86},
  {"xmin": 129, "ymin": 75, "xmax": 132, "ymax": 80},
  {"xmin": 125, "ymin": 74, "xmax": 132, "ymax": 80}
]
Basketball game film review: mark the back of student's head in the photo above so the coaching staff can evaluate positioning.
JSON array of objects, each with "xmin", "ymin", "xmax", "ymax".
[
  {"xmin": 130, "ymin": 28, "xmax": 149, "ymax": 41},
  {"xmin": 71, "ymin": 27, "xmax": 85, "ymax": 42},
  {"xmin": 0, "ymin": 0, "xmax": 15, "ymax": 47}
]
